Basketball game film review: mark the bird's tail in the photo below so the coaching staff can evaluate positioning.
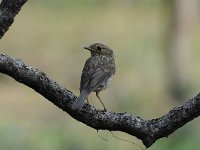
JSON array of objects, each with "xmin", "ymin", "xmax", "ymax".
[{"xmin": 72, "ymin": 90, "xmax": 89, "ymax": 110}]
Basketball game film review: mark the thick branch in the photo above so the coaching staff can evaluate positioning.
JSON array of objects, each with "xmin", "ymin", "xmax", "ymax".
[
  {"xmin": 0, "ymin": 0, "xmax": 27, "ymax": 38},
  {"xmin": 0, "ymin": 53, "xmax": 200, "ymax": 148}
]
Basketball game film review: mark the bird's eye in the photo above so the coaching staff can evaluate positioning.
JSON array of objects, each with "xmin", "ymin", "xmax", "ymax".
[{"xmin": 97, "ymin": 46, "xmax": 101, "ymax": 51}]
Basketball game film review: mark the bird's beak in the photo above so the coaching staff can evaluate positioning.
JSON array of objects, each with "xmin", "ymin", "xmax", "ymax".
[{"xmin": 84, "ymin": 46, "xmax": 93, "ymax": 51}]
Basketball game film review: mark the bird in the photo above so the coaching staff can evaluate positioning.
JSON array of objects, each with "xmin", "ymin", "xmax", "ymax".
[{"xmin": 72, "ymin": 43, "xmax": 116, "ymax": 111}]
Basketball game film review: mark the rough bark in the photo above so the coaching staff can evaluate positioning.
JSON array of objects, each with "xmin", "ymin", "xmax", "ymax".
[
  {"xmin": 0, "ymin": 0, "xmax": 27, "ymax": 38},
  {"xmin": 0, "ymin": 53, "xmax": 200, "ymax": 148}
]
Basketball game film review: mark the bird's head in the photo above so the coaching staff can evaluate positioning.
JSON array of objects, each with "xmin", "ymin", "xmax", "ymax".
[{"xmin": 84, "ymin": 43, "xmax": 113, "ymax": 57}]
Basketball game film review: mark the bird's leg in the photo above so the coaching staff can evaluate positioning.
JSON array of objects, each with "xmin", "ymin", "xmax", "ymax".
[{"xmin": 96, "ymin": 91, "xmax": 107, "ymax": 111}]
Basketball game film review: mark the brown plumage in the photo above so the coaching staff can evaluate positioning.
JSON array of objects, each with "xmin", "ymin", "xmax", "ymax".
[{"xmin": 72, "ymin": 43, "xmax": 116, "ymax": 111}]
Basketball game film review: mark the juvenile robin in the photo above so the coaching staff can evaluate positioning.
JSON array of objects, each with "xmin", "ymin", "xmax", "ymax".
[{"xmin": 72, "ymin": 43, "xmax": 116, "ymax": 111}]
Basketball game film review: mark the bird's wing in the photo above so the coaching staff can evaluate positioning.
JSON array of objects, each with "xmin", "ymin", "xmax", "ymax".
[
  {"xmin": 80, "ymin": 56, "xmax": 115, "ymax": 92},
  {"xmin": 80, "ymin": 58, "xmax": 92, "ymax": 92},
  {"xmin": 87, "ymin": 67, "xmax": 112, "ymax": 92}
]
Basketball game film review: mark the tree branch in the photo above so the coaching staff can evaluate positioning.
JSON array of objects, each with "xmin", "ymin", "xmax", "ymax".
[
  {"xmin": 0, "ymin": 0, "xmax": 27, "ymax": 38},
  {"xmin": 0, "ymin": 53, "xmax": 200, "ymax": 148}
]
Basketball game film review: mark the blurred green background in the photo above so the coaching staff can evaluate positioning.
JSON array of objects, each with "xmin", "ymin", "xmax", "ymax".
[{"xmin": 1, "ymin": 0, "xmax": 200, "ymax": 149}]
